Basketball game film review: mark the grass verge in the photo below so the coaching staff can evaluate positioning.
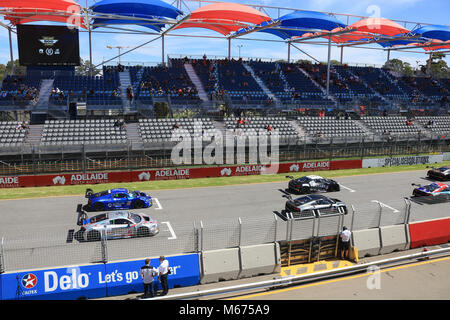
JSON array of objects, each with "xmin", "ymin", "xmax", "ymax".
[{"xmin": 0, "ymin": 161, "xmax": 448, "ymax": 201}]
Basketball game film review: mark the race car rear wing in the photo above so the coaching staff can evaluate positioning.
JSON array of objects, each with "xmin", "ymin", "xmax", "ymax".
[{"xmin": 76, "ymin": 204, "xmax": 88, "ymax": 226}]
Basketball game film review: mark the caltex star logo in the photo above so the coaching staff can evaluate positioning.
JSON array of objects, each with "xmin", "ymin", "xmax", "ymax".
[{"xmin": 21, "ymin": 273, "xmax": 37, "ymax": 289}]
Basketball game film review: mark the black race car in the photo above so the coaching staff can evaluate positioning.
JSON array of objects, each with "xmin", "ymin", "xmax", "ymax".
[
  {"xmin": 286, "ymin": 175, "xmax": 340, "ymax": 194},
  {"xmin": 284, "ymin": 194, "xmax": 348, "ymax": 217},
  {"xmin": 427, "ymin": 166, "xmax": 450, "ymax": 181}
]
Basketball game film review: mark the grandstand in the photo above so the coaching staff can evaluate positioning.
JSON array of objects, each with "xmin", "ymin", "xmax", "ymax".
[{"xmin": 0, "ymin": 0, "xmax": 448, "ymax": 175}]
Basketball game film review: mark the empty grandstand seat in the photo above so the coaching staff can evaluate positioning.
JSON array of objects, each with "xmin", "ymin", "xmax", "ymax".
[
  {"xmin": 41, "ymin": 119, "xmax": 127, "ymax": 145},
  {"xmin": 138, "ymin": 118, "xmax": 215, "ymax": 143},
  {"xmin": 297, "ymin": 116, "xmax": 367, "ymax": 138}
]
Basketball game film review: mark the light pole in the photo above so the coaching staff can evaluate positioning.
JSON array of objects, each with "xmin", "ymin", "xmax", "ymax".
[{"xmin": 237, "ymin": 45, "xmax": 243, "ymax": 59}]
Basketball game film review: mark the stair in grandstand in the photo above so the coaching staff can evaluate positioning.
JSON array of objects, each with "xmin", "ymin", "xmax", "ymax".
[
  {"xmin": 125, "ymin": 122, "xmax": 144, "ymax": 149},
  {"xmin": 354, "ymin": 119, "xmax": 377, "ymax": 136},
  {"xmin": 119, "ymin": 70, "xmax": 133, "ymax": 112},
  {"xmin": 184, "ymin": 63, "xmax": 209, "ymax": 103},
  {"xmin": 25, "ymin": 124, "xmax": 44, "ymax": 146},
  {"xmin": 297, "ymin": 66, "xmax": 339, "ymax": 105},
  {"xmin": 242, "ymin": 63, "xmax": 281, "ymax": 108},
  {"xmin": 289, "ymin": 120, "xmax": 308, "ymax": 139},
  {"xmin": 35, "ymin": 79, "xmax": 54, "ymax": 108}
]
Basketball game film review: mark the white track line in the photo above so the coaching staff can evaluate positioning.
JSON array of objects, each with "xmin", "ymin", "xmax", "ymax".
[
  {"xmin": 371, "ymin": 200, "xmax": 400, "ymax": 213},
  {"xmin": 153, "ymin": 198, "xmax": 163, "ymax": 210},
  {"xmin": 340, "ymin": 184, "xmax": 356, "ymax": 192},
  {"xmin": 161, "ymin": 221, "xmax": 177, "ymax": 240}
]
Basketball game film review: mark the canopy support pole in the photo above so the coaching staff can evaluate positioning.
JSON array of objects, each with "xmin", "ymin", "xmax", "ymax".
[
  {"xmin": 85, "ymin": 3, "xmax": 93, "ymax": 76},
  {"xmin": 228, "ymin": 38, "xmax": 231, "ymax": 60},
  {"xmin": 326, "ymin": 35, "xmax": 331, "ymax": 97},
  {"xmin": 88, "ymin": 29, "xmax": 93, "ymax": 75},
  {"xmin": 340, "ymin": 46, "xmax": 344, "ymax": 65},
  {"xmin": 386, "ymin": 49, "xmax": 391, "ymax": 69},
  {"xmin": 287, "ymin": 42, "xmax": 291, "ymax": 63},
  {"xmin": 162, "ymin": 35, "xmax": 165, "ymax": 66},
  {"xmin": 8, "ymin": 27, "xmax": 14, "ymax": 76}
]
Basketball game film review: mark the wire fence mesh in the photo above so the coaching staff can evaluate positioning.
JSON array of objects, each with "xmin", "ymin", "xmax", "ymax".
[{"xmin": 0, "ymin": 200, "xmax": 449, "ymax": 273}]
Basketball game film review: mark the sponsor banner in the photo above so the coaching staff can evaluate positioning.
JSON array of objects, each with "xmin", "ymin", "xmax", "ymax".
[
  {"xmin": 0, "ymin": 264, "xmax": 107, "ymax": 300},
  {"xmin": 0, "ymin": 175, "xmax": 36, "ymax": 188},
  {"xmin": 0, "ymin": 160, "xmax": 363, "ymax": 189},
  {"xmin": 0, "ymin": 254, "xmax": 201, "ymax": 300},
  {"xmin": 104, "ymin": 254, "xmax": 200, "ymax": 296},
  {"xmin": 362, "ymin": 155, "xmax": 443, "ymax": 168}
]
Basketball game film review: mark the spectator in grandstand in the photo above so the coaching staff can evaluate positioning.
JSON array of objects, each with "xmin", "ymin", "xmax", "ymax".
[
  {"xmin": 340, "ymin": 226, "xmax": 352, "ymax": 260},
  {"xmin": 140, "ymin": 258, "xmax": 158, "ymax": 298},
  {"xmin": 126, "ymin": 86, "xmax": 134, "ymax": 105},
  {"xmin": 114, "ymin": 118, "xmax": 125, "ymax": 130},
  {"xmin": 266, "ymin": 124, "xmax": 273, "ymax": 134},
  {"xmin": 172, "ymin": 122, "xmax": 180, "ymax": 131},
  {"xmin": 16, "ymin": 121, "xmax": 27, "ymax": 131}
]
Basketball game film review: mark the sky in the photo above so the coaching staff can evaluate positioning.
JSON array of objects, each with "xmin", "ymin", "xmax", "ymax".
[{"xmin": 0, "ymin": 0, "xmax": 449, "ymax": 69}]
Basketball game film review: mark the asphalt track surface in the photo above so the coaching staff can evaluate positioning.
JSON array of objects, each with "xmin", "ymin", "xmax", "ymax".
[{"xmin": 0, "ymin": 169, "xmax": 449, "ymax": 271}]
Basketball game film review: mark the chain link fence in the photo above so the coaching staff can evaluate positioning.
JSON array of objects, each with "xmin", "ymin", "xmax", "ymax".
[{"xmin": 0, "ymin": 199, "xmax": 449, "ymax": 273}]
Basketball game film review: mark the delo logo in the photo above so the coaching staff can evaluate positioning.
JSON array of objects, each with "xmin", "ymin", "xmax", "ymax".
[
  {"xmin": 53, "ymin": 176, "xmax": 66, "ymax": 185},
  {"xmin": 44, "ymin": 269, "xmax": 90, "ymax": 292},
  {"xmin": 290, "ymin": 164, "xmax": 300, "ymax": 172},
  {"xmin": 220, "ymin": 168, "xmax": 232, "ymax": 176},
  {"xmin": 21, "ymin": 273, "xmax": 38, "ymax": 289},
  {"xmin": 138, "ymin": 172, "xmax": 151, "ymax": 181}
]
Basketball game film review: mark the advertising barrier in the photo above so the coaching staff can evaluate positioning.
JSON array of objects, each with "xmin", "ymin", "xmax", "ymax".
[
  {"xmin": 409, "ymin": 218, "xmax": 450, "ymax": 248},
  {"xmin": 0, "ymin": 253, "xmax": 201, "ymax": 300},
  {"xmin": 362, "ymin": 154, "xmax": 443, "ymax": 168},
  {"xmin": 0, "ymin": 159, "xmax": 362, "ymax": 189}
]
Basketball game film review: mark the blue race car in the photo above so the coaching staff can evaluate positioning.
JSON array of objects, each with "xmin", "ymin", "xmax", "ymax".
[{"xmin": 85, "ymin": 188, "xmax": 153, "ymax": 211}]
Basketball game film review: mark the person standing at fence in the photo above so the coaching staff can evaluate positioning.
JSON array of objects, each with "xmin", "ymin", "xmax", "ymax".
[
  {"xmin": 140, "ymin": 258, "xmax": 158, "ymax": 298},
  {"xmin": 158, "ymin": 255, "xmax": 170, "ymax": 296},
  {"xmin": 340, "ymin": 227, "xmax": 352, "ymax": 260}
]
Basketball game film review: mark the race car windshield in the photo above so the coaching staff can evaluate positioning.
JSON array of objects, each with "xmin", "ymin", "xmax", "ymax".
[
  {"xmin": 438, "ymin": 167, "xmax": 450, "ymax": 172},
  {"xmin": 90, "ymin": 214, "xmax": 107, "ymax": 223},
  {"xmin": 129, "ymin": 213, "xmax": 142, "ymax": 224},
  {"xmin": 296, "ymin": 177, "xmax": 311, "ymax": 183},
  {"xmin": 94, "ymin": 191, "xmax": 109, "ymax": 197},
  {"xmin": 426, "ymin": 184, "xmax": 441, "ymax": 191}
]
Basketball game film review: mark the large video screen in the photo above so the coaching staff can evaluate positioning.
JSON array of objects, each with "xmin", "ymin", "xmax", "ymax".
[{"xmin": 17, "ymin": 25, "xmax": 80, "ymax": 66}]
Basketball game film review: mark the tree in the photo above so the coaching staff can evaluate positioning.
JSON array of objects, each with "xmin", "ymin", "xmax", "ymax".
[
  {"xmin": 384, "ymin": 58, "xmax": 413, "ymax": 77},
  {"xmin": 154, "ymin": 102, "xmax": 170, "ymax": 118},
  {"xmin": 426, "ymin": 53, "xmax": 449, "ymax": 78},
  {"xmin": 75, "ymin": 58, "xmax": 101, "ymax": 76}
]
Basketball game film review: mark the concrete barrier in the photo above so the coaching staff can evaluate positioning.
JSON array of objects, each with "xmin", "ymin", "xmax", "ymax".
[
  {"xmin": 379, "ymin": 225, "xmax": 410, "ymax": 255},
  {"xmin": 239, "ymin": 243, "xmax": 281, "ymax": 278},
  {"xmin": 200, "ymin": 248, "xmax": 240, "ymax": 284},
  {"xmin": 409, "ymin": 217, "xmax": 450, "ymax": 248},
  {"xmin": 352, "ymin": 228, "xmax": 381, "ymax": 258}
]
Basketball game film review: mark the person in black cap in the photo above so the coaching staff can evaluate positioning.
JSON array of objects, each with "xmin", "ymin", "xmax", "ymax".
[{"xmin": 340, "ymin": 227, "xmax": 352, "ymax": 260}]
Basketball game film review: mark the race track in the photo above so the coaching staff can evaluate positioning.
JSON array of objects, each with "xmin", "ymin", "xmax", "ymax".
[{"xmin": 0, "ymin": 169, "xmax": 449, "ymax": 271}]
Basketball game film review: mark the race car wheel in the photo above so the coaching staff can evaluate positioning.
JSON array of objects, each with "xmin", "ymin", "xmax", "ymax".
[
  {"xmin": 300, "ymin": 186, "xmax": 310, "ymax": 194},
  {"xmin": 134, "ymin": 200, "xmax": 146, "ymax": 209},
  {"xmin": 93, "ymin": 202, "xmax": 104, "ymax": 212},
  {"xmin": 137, "ymin": 227, "xmax": 150, "ymax": 237},
  {"xmin": 87, "ymin": 230, "xmax": 101, "ymax": 242}
]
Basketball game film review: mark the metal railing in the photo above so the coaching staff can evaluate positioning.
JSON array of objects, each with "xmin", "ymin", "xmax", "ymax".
[
  {"xmin": 148, "ymin": 247, "xmax": 450, "ymax": 300},
  {"xmin": 0, "ymin": 196, "xmax": 448, "ymax": 273}
]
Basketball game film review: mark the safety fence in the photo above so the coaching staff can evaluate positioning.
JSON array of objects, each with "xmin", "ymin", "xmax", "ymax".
[
  {"xmin": 0, "ymin": 135, "xmax": 448, "ymax": 176},
  {"xmin": 1, "ymin": 195, "xmax": 449, "ymax": 273}
]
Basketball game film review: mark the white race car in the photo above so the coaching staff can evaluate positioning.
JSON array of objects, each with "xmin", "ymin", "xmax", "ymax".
[{"xmin": 78, "ymin": 211, "xmax": 159, "ymax": 241}]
